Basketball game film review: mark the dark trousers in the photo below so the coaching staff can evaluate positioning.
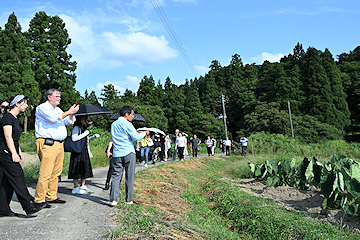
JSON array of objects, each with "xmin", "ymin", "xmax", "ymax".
[
  {"xmin": 207, "ymin": 147, "xmax": 212, "ymax": 156},
  {"xmin": 173, "ymin": 149, "xmax": 178, "ymax": 161},
  {"xmin": 242, "ymin": 146, "xmax": 247, "ymax": 156},
  {"xmin": 105, "ymin": 157, "xmax": 114, "ymax": 184},
  {"xmin": 178, "ymin": 147, "xmax": 185, "ymax": 160},
  {"xmin": 0, "ymin": 168, "xmax": 13, "ymax": 214},
  {"xmin": 0, "ymin": 153, "xmax": 33, "ymax": 214},
  {"xmin": 159, "ymin": 147, "xmax": 165, "ymax": 161},
  {"xmin": 225, "ymin": 146, "xmax": 230, "ymax": 156},
  {"xmin": 192, "ymin": 147, "xmax": 198, "ymax": 157}
]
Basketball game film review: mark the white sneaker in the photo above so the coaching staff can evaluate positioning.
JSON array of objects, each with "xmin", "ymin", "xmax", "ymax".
[
  {"xmin": 144, "ymin": 164, "xmax": 148, "ymax": 167},
  {"xmin": 125, "ymin": 201, "xmax": 133, "ymax": 205},
  {"xmin": 72, "ymin": 187, "xmax": 86, "ymax": 194},
  {"xmin": 80, "ymin": 185, "xmax": 91, "ymax": 193},
  {"xmin": 109, "ymin": 201, "xmax": 117, "ymax": 207}
]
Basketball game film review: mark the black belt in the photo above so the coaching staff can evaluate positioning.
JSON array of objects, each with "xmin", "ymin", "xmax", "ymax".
[{"xmin": 38, "ymin": 138, "xmax": 64, "ymax": 143}]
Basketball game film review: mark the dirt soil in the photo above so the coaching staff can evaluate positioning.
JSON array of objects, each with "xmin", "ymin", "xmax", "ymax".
[{"xmin": 235, "ymin": 178, "xmax": 360, "ymax": 233}]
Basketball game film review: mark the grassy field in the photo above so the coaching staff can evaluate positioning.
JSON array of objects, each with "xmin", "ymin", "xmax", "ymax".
[
  {"xmin": 20, "ymin": 130, "xmax": 360, "ymax": 238},
  {"xmin": 103, "ymin": 156, "xmax": 360, "ymax": 239}
]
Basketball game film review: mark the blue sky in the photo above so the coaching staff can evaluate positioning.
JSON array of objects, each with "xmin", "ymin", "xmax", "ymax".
[{"xmin": 1, "ymin": 0, "xmax": 359, "ymax": 98}]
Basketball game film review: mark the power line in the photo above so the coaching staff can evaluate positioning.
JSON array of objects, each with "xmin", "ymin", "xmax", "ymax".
[{"xmin": 150, "ymin": 0, "xmax": 200, "ymax": 77}]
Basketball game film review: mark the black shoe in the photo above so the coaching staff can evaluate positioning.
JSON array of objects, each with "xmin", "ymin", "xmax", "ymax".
[
  {"xmin": 46, "ymin": 198, "xmax": 66, "ymax": 204},
  {"xmin": 26, "ymin": 201, "xmax": 50, "ymax": 216},
  {"xmin": 34, "ymin": 202, "xmax": 52, "ymax": 209},
  {"xmin": 103, "ymin": 182, "xmax": 110, "ymax": 190}
]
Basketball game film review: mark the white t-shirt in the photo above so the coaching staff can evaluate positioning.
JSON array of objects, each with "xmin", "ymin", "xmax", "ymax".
[
  {"xmin": 176, "ymin": 136, "xmax": 187, "ymax": 147},
  {"xmin": 224, "ymin": 140, "xmax": 231, "ymax": 146}
]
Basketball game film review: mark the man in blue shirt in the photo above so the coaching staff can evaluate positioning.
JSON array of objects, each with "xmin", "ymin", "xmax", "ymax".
[
  {"xmin": 109, "ymin": 106, "xmax": 149, "ymax": 206},
  {"xmin": 240, "ymin": 137, "xmax": 248, "ymax": 157}
]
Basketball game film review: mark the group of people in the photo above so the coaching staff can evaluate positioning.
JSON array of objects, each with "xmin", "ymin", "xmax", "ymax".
[
  {"xmin": 218, "ymin": 137, "xmax": 248, "ymax": 156},
  {"xmin": 136, "ymin": 133, "xmax": 171, "ymax": 167},
  {"xmin": 0, "ymin": 90, "xmax": 251, "ymax": 215},
  {"xmin": 0, "ymin": 88, "xmax": 101, "ymax": 217}
]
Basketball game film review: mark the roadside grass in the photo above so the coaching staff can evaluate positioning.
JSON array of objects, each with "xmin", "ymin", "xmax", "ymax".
[{"xmin": 103, "ymin": 157, "xmax": 360, "ymax": 239}]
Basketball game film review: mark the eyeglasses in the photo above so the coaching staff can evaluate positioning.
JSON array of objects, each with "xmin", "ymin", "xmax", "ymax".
[{"xmin": 0, "ymin": 105, "xmax": 7, "ymax": 109}]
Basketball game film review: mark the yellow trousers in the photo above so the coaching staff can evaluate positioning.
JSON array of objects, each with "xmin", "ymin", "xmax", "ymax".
[{"xmin": 34, "ymin": 139, "xmax": 64, "ymax": 203}]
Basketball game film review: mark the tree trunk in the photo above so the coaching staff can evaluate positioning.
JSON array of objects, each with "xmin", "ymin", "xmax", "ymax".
[{"xmin": 24, "ymin": 114, "xmax": 28, "ymax": 132}]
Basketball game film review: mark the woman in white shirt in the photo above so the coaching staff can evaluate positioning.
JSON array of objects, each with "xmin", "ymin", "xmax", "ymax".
[
  {"xmin": 68, "ymin": 116, "xmax": 99, "ymax": 194},
  {"xmin": 175, "ymin": 132, "xmax": 187, "ymax": 162}
]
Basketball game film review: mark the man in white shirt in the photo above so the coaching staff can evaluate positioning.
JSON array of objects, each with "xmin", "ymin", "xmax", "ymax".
[
  {"xmin": 34, "ymin": 88, "xmax": 79, "ymax": 208},
  {"xmin": 224, "ymin": 137, "xmax": 231, "ymax": 156}
]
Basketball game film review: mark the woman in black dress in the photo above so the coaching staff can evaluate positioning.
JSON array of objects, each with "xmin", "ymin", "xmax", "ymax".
[
  {"xmin": 0, "ymin": 95, "xmax": 46, "ymax": 216},
  {"xmin": 68, "ymin": 116, "xmax": 99, "ymax": 194}
]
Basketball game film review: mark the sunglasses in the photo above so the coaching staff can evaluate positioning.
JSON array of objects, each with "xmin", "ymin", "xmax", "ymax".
[{"xmin": 0, "ymin": 105, "xmax": 7, "ymax": 109}]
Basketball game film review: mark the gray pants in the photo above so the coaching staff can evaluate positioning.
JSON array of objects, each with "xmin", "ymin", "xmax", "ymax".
[{"xmin": 110, "ymin": 153, "xmax": 135, "ymax": 203}]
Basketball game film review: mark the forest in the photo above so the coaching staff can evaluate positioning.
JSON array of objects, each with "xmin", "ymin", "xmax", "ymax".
[{"xmin": 1, "ymin": 12, "xmax": 360, "ymax": 143}]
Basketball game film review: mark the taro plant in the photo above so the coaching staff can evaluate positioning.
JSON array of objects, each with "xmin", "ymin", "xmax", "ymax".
[
  {"xmin": 249, "ymin": 155, "xmax": 360, "ymax": 217},
  {"xmin": 292, "ymin": 157, "xmax": 323, "ymax": 189},
  {"xmin": 320, "ymin": 155, "xmax": 360, "ymax": 217},
  {"xmin": 249, "ymin": 158, "xmax": 297, "ymax": 187}
]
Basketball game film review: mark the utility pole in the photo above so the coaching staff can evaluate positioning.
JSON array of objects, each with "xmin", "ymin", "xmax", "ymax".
[
  {"xmin": 221, "ymin": 95, "xmax": 228, "ymax": 139},
  {"xmin": 288, "ymin": 100, "xmax": 294, "ymax": 137}
]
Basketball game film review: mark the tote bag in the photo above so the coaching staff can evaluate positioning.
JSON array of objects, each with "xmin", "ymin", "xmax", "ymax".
[{"xmin": 64, "ymin": 128, "xmax": 86, "ymax": 153}]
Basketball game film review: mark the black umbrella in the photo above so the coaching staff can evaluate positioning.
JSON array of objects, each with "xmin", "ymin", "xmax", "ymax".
[
  {"xmin": 74, "ymin": 104, "xmax": 112, "ymax": 116},
  {"xmin": 109, "ymin": 112, "xmax": 146, "ymax": 122}
]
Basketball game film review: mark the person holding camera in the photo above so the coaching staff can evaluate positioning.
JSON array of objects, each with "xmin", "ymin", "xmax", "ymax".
[
  {"xmin": 240, "ymin": 137, "xmax": 248, "ymax": 157},
  {"xmin": 34, "ymin": 88, "xmax": 79, "ymax": 208}
]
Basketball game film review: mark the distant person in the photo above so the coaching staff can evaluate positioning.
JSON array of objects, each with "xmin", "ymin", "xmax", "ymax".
[
  {"xmin": 182, "ymin": 132, "xmax": 189, "ymax": 157},
  {"xmin": 104, "ymin": 139, "xmax": 113, "ymax": 190},
  {"xmin": 0, "ymin": 95, "xmax": 45, "ymax": 216},
  {"xmin": 219, "ymin": 138, "xmax": 224, "ymax": 154},
  {"xmin": 175, "ymin": 132, "xmax": 187, "ymax": 162},
  {"xmin": 164, "ymin": 135, "xmax": 171, "ymax": 161},
  {"xmin": 68, "ymin": 116, "xmax": 99, "ymax": 194},
  {"xmin": 153, "ymin": 133, "xmax": 161, "ymax": 163},
  {"xmin": 224, "ymin": 137, "xmax": 231, "ymax": 156},
  {"xmin": 0, "ymin": 99, "xmax": 9, "ymax": 119},
  {"xmin": 231, "ymin": 140, "xmax": 237, "ymax": 154},
  {"xmin": 240, "ymin": 137, "xmax": 248, "ymax": 157},
  {"xmin": 139, "ymin": 135, "xmax": 151, "ymax": 167},
  {"xmin": 34, "ymin": 88, "xmax": 79, "ymax": 208},
  {"xmin": 159, "ymin": 134, "xmax": 166, "ymax": 162},
  {"xmin": 172, "ymin": 129, "xmax": 180, "ymax": 161},
  {"xmin": 191, "ymin": 135, "xmax": 201, "ymax": 158},
  {"xmin": 109, "ymin": 106, "xmax": 149, "ymax": 206},
  {"xmin": 211, "ymin": 137, "xmax": 216, "ymax": 156},
  {"xmin": 204, "ymin": 136, "xmax": 213, "ymax": 156}
]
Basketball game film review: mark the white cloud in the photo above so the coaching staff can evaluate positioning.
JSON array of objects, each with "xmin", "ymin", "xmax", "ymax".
[
  {"xmin": 60, "ymin": 14, "xmax": 101, "ymax": 66},
  {"xmin": 252, "ymin": 52, "xmax": 284, "ymax": 63},
  {"xmin": 101, "ymin": 31, "xmax": 177, "ymax": 64},
  {"xmin": 60, "ymin": 13, "xmax": 177, "ymax": 69},
  {"xmin": 118, "ymin": 14, "xmax": 150, "ymax": 32},
  {"xmin": 96, "ymin": 81, "xmax": 123, "ymax": 92},
  {"xmin": 126, "ymin": 75, "xmax": 141, "ymax": 84}
]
